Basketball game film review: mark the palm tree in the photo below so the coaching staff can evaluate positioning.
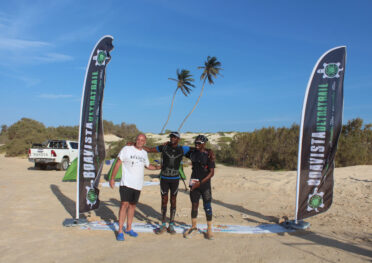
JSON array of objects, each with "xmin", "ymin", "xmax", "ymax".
[
  {"xmin": 178, "ymin": 56, "xmax": 222, "ymax": 132},
  {"xmin": 161, "ymin": 69, "xmax": 195, "ymax": 133}
]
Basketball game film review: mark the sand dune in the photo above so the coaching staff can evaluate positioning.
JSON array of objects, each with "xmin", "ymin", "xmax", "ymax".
[
  {"xmin": 145, "ymin": 132, "xmax": 237, "ymax": 146},
  {"xmin": 0, "ymin": 154, "xmax": 371, "ymax": 262}
]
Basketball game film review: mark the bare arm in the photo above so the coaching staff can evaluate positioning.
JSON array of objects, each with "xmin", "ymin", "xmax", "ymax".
[
  {"xmin": 109, "ymin": 158, "xmax": 122, "ymax": 189},
  {"xmin": 143, "ymin": 146, "xmax": 159, "ymax": 153},
  {"xmin": 191, "ymin": 168, "xmax": 214, "ymax": 191},
  {"xmin": 146, "ymin": 164, "xmax": 161, "ymax": 170}
]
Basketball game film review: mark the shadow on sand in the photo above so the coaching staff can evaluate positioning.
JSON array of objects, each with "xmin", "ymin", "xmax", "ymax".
[
  {"xmin": 50, "ymin": 184, "xmax": 371, "ymax": 259},
  {"xmin": 50, "ymin": 184, "xmax": 80, "ymax": 218},
  {"xmin": 108, "ymin": 198, "xmax": 188, "ymax": 226},
  {"xmin": 285, "ymin": 231, "xmax": 372, "ymax": 260},
  {"xmin": 28, "ymin": 165, "xmax": 58, "ymax": 171},
  {"xmin": 204, "ymin": 194, "xmax": 372, "ymax": 260},
  {"xmin": 50, "ymin": 185, "xmax": 186, "ymax": 230},
  {"xmin": 211, "ymin": 198, "xmax": 280, "ymax": 224}
]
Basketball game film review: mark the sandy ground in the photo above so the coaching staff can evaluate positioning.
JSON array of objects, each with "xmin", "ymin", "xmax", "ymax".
[{"xmin": 0, "ymin": 154, "xmax": 371, "ymax": 263}]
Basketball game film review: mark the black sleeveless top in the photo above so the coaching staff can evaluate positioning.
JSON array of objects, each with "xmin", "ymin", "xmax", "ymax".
[{"xmin": 157, "ymin": 143, "xmax": 184, "ymax": 178}]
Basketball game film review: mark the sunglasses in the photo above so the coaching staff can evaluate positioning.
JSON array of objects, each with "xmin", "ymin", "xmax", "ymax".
[{"xmin": 195, "ymin": 142, "xmax": 203, "ymax": 145}]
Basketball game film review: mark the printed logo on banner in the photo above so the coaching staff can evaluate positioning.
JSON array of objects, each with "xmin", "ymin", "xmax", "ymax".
[
  {"xmin": 93, "ymin": 49, "xmax": 109, "ymax": 66},
  {"xmin": 317, "ymin": 62, "xmax": 343, "ymax": 78},
  {"xmin": 86, "ymin": 180, "xmax": 98, "ymax": 207},
  {"xmin": 307, "ymin": 188, "xmax": 325, "ymax": 212}
]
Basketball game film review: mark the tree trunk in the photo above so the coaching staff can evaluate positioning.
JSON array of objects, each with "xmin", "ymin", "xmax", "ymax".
[
  {"xmin": 161, "ymin": 88, "xmax": 178, "ymax": 133},
  {"xmin": 178, "ymin": 79, "xmax": 206, "ymax": 132}
]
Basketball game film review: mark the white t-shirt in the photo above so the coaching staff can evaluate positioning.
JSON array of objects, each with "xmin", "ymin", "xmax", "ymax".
[{"xmin": 118, "ymin": 146, "xmax": 150, "ymax": 191}]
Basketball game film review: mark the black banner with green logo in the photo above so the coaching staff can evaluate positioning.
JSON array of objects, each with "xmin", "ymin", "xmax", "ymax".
[
  {"xmin": 296, "ymin": 47, "xmax": 346, "ymax": 220},
  {"xmin": 78, "ymin": 36, "xmax": 113, "ymax": 214}
]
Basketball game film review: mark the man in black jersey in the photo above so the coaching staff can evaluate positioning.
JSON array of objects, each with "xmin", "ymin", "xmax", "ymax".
[
  {"xmin": 143, "ymin": 131, "xmax": 191, "ymax": 234},
  {"xmin": 183, "ymin": 135, "xmax": 215, "ymax": 240}
]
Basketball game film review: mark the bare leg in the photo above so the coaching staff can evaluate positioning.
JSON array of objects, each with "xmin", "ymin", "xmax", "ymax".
[
  {"xmin": 184, "ymin": 202, "xmax": 199, "ymax": 238},
  {"xmin": 206, "ymin": 220, "xmax": 213, "ymax": 239},
  {"xmin": 191, "ymin": 202, "xmax": 199, "ymax": 228},
  {"xmin": 191, "ymin": 218, "xmax": 197, "ymax": 228},
  {"xmin": 118, "ymin": 202, "xmax": 129, "ymax": 233},
  {"xmin": 126, "ymin": 202, "xmax": 137, "ymax": 231}
]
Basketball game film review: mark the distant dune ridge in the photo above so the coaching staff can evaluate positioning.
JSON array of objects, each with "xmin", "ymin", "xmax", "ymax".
[
  {"xmin": 144, "ymin": 132, "xmax": 237, "ymax": 145},
  {"xmin": 103, "ymin": 132, "xmax": 237, "ymax": 144}
]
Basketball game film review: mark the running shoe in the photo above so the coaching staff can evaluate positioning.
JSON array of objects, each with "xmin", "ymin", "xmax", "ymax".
[
  {"xmin": 183, "ymin": 227, "xmax": 197, "ymax": 239},
  {"xmin": 124, "ymin": 229, "xmax": 138, "ymax": 237},
  {"xmin": 116, "ymin": 232, "xmax": 125, "ymax": 241},
  {"xmin": 167, "ymin": 223, "xmax": 176, "ymax": 235}
]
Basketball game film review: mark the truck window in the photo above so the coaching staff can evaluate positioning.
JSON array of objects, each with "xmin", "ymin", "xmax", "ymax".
[{"xmin": 70, "ymin": 142, "xmax": 78, "ymax": 149}]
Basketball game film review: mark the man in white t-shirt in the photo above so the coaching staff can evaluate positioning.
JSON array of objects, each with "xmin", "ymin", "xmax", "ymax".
[{"xmin": 110, "ymin": 134, "xmax": 160, "ymax": 241}]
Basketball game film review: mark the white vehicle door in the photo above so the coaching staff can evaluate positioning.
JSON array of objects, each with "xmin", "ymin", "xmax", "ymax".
[{"xmin": 69, "ymin": 142, "xmax": 79, "ymax": 163}]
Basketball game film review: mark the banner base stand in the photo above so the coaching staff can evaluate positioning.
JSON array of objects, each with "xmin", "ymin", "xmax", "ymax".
[
  {"xmin": 283, "ymin": 220, "xmax": 310, "ymax": 230},
  {"xmin": 63, "ymin": 218, "xmax": 89, "ymax": 227}
]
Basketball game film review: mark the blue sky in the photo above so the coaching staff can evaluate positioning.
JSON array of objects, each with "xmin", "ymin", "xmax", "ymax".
[{"xmin": 1, "ymin": 0, "xmax": 371, "ymax": 133}]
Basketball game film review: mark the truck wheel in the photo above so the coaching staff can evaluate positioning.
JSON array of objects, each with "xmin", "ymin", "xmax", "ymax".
[{"xmin": 58, "ymin": 158, "xmax": 69, "ymax": 171}]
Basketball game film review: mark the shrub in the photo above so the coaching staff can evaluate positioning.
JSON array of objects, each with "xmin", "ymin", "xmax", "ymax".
[{"xmin": 218, "ymin": 136, "xmax": 233, "ymax": 143}]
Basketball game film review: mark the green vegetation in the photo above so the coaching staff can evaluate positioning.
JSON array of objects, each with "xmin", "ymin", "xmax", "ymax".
[
  {"xmin": 2, "ymin": 118, "xmax": 140, "ymax": 157},
  {"xmin": 336, "ymin": 118, "xmax": 372, "ymax": 166},
  {"xmin": 2, "ymin": 117, "xmax": 372, "ymax": 170},
  {"xmin": 3, "ymin": 118, "xmax": 78, "ymax": 156},
  {"xmin": 103, "ymin": 120, "xmax": 140, "ymax": 138},
  {"xmin": 216, "ymin": 118, "xmax": 372, "ymax": 170},
  {"xmin": 218, "ymin": 136, "xmax": 233, "ymax": 143},
  {"xmin": 216, "ymin": 125, "xmax": 299, "ymax": 170}
]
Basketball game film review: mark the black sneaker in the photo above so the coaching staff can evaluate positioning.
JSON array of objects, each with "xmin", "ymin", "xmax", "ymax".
[{"xmin": 167, "ymin": 223, "xmax": 176, "ymax": 235}]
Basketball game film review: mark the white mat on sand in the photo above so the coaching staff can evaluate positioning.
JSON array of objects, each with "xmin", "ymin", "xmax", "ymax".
[{"xmin": 79, "ymin": 221, "xmax": 294, "ymax": 234}]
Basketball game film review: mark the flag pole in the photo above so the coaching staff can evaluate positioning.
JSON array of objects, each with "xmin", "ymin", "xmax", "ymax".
[
  {"xmin": 288, "ymin": 49, "xmax": 331, "ymax": 230},
  {"xmin": 75, "ymin": 36, "xmax": 107, "ymax": 222}
]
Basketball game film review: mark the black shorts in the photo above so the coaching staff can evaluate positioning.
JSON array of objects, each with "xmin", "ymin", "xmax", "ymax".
[
  {"xmin": 120, "ymin": 186, "xmax": 141, "ymax": 203},
  {"xmin": 190, "ymin": 187, "xmax": 212, "ymax": 204},
  {"xmin": 160, "ymin": 178, "xmax": 179, "ymax": 196}
]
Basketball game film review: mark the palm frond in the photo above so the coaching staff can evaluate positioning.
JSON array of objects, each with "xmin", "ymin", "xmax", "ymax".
[
  {"xmin": 169, "ymin": 69, "xmax": 195, "ymax": 96},
  {"xmin": 199, "ymin": 56, "xmax": 222, "ymax": 84}
]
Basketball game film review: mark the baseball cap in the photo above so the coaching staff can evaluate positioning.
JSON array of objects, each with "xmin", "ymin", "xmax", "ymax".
[
  {"xmin": 194, "ymin": 134, "xmax": 208, "ymax": 144},
  {"xmin": 169, "ymin": 131, "xmax": 180, "ymax": 138}
]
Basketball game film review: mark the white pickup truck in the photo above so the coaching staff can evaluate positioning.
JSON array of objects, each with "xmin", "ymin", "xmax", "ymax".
[{"xmin": 28, "ymin": 140, "xmax": 79, "ymax": 170}]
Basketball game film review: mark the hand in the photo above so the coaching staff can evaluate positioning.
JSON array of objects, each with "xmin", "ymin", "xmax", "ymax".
[
  {"xmin": 109, "ymin": 179, "xmax": 115, "ymax": 189},
  {"xmin": 156, "ymin": 165, "xmax": 161, "ymax": 170},
  {"xmin": 191, "ymin": 181, "xmax": 200, "ymax": 191},
  {"xmin": 126, "ymin": 141, "xmax": 134, "ymax": 146}
]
